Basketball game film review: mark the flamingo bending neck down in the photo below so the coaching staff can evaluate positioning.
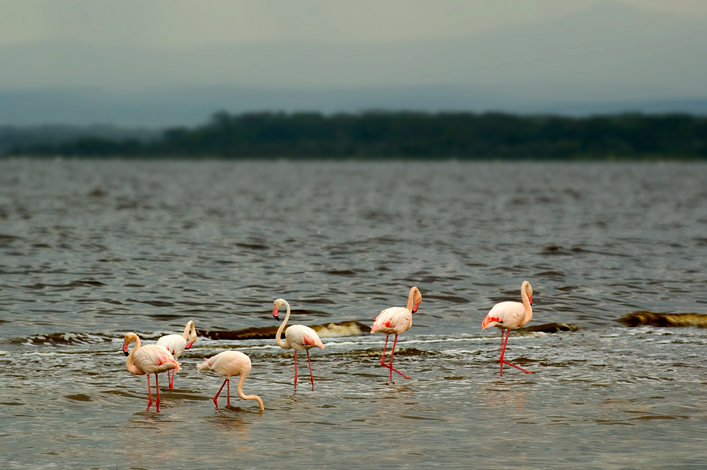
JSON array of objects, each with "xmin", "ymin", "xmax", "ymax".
[
  {"xmin": 273, "ymin": 298, "xmax": 325, "ymax": 392},
  {"xmin": 156, "ymin": 320, "xmax": 197, "ymax": 389},
  {"xmin": 197, "ymin": 351, "xmax": 264, "ymax": 411},
  {"xmin": 122, "ymin": 332, "xmax": 180, "ymax": 412},
  {"xmin": 482, "ymin": 281, "xmax": 534, "ymax": 376},
  {"xmin": 371, "ymin": 286, "xmax": 422, "ymax": 382}
]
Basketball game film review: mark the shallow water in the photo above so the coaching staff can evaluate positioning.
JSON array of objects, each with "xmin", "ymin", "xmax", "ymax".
[{"xmin": 1, "ymin": 160, "xmax": 707, "ymax": 469}]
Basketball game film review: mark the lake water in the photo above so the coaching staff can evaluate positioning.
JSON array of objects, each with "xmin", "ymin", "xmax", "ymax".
[{"xmin": 1, "ymin": 160, "xmax": 707, "ymax": 469}]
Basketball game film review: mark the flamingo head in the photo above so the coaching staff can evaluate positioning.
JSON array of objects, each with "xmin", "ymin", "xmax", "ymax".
[
  {"xmin": 273, "ymin": 298, "xmax": 287, "ymax": 320},
  {"xmin": 185, "ymin": 320, "xmax": 197, "ymax": 345},
  {"xmin": 122, "ymin": 333, "xmax": 137, "ymax": 356},
  {"xmin": 522, "ymin": 281, "xmax": 533, "ymax": 305},
  {"xmin": 411, "ymin": 286, "xmax": 422, "ymax": 313}
]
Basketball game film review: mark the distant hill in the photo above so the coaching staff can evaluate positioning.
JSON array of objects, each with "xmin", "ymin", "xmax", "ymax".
[
  {"xmin": 6, "ymin": 111, "xmax": 707, "ymax": 160},
  {"xmin": 2, "ymin": 87, "xmax": 707, "ymax": 128}
]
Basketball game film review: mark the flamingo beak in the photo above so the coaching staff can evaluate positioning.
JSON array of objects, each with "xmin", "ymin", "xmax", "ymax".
[
  {"xmin": 412, "ymin": 303, "xmax": 420, "ymax": 313},
  {"xmin": 272, "ymin": 306, "xmax": 279, "ymax": 320},
  {"xmin": 185, "ymin": 341, "xmax": 194, "ymax": 349},
  {"xmin": 122, "ymin": 344, "xmax": 129, "ymax": 356},
  {"xmin": 529, "ymin": 296, "xmax": 533, "ymax": 305}
]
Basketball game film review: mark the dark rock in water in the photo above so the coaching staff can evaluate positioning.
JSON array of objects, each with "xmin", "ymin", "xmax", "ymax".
[
  {"xmin": 198, "ymin": 326, "xmax": 279, "ymax": 340},
  {"xmin": 197, "ymin": 320, "xmax": 371, "ymax": 341},
  {"xmin": 618, "ymin": 311, "xmax": 707, "ymax": 328},
  {"xmin": 519, "ymin": 323, "xmax": 578, "ymax": 333}
]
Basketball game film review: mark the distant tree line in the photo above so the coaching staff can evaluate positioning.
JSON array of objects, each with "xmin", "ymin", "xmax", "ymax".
[
  {"xmin": 5, "ymin": 111, "xmax": 707, "ymax": 159},
  {"xmin": 0, "ymin": 124, "xmax": 158, "ymax": 154}
]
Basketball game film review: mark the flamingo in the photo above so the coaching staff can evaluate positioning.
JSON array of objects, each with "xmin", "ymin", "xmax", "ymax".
[
  {"xmin": 197, "ymin": 351, "xmax": 264, "ymax": 411},
  {"xmin": 156, "ymin": 320, "xmax": 197, "ymax": 389},
  {"xmin": 272, "ymin": 298, "xmax": 325, "ymax": 392},
  {"xmin": 482, "ymin": 281, "xmax": 534, "ymax": 376},
  {"xmin": 371, "ymin": 286, "xmax": 422, "ymax": 382},
  {"xmin": 122, "ymin": 332, "xmax": 180, "ymax": 412}
]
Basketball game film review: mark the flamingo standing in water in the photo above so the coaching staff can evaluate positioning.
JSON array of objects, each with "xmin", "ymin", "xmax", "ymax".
[
  {"xmin": 272, "ymin": 298, "xmax": 325, "ymax": 392},
  {"xmin": 122, "ymin": 332, "xmax": 180, "ymax": 412},
  {"xmin": 371, "ymin": 286, "xmax": 422, "ymax": 382},
  {"xmin": 156, "ymin": 320, "xmax": 197, "ymax": 389},
  {"xmin": 482, "ymin": 281, "xmax": 534, "ymax": 376},
  {"xmin": 197, "ymin": 351, "xmax": 264, "ymax": 411}
]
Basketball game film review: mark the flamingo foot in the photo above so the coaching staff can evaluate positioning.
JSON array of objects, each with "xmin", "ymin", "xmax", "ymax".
[
  {"xmin": 501, "ymin": 360, "xmax": 532, "ymax": 374},
  {"xmin": 381, "ymin": 363, "xmax": 410, "ymax": 380}
]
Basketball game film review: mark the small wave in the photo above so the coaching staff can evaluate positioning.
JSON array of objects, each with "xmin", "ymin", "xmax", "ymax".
[
  {"xmin": 325, "ymin": 269, "xmax": 358, "ymax": 276},
  {"xmin": 520, "ymin": 323, "xmax": 579, "ymax": 333},
  {"xmin": 424, "ymin": 294, "xmax": 469, "ymax": 304},
  {"xmin": 618, "ymin": 311, "xmax": 707, "ymax": 328},
  {"xmin": 10, "ymin": 332, "xmax": 114, "ymax": 345},
  {"xmin": 22, "ymin": 278, "xmax": 106, "ymax": 290},
  {"xmin": 235, "ymin": 242, "xmax": 270, "ymax": 250}
]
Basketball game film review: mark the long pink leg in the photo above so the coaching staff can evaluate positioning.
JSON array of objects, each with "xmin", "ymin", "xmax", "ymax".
[
  {"xmin": 213, "ymin": 378, "xmax": 228, "ymax": 408},
  {"xmin": 500, "ymin": 331, "xmax": 532, "ymax": 375},
  {"xmin": 380, "ymin": 335, "xmax": 389, "ymax": 366},
  {"xmin": 293, "ymin": 351, "xmax": 298, "ymax": 392},
  {"xmin": 168, "ymin": 369, "xmax": 174, "ymax": 389},
  {"xmin": 227, "ymin": 376, "xmax": 231, "ymax": 406},
  {"xmin": 155, "ymin": 374, "xmax": 161, "ymax": 412},
  {"xmin": 387, "ymin": 334, "xmax": 410, "ymax": 381},
  {"xmin": 499, "ymin": 330, "xmax": 505, "ymax": 376},
  {"xmin": 306, "ymin": 350, "xmax": 315, "ymax": 390},
  {"xmin": 146, "ymin": 374, "xmax": 153, "ymax": 411}
]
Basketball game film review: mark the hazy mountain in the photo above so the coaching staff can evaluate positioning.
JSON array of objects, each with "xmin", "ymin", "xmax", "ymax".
[{"xmin": 1, "ymin": 2, "xmax": 706, "ymax": 126}]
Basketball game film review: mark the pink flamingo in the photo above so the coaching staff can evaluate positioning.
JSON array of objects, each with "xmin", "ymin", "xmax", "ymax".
[
  {"xmin": 482, "ymin": 281, "xmax": 534, "ymax": 376},
  {"xmin": 122, "ymin": 332, "xmax": 180, "ymax": 412},
  {"xmin": 156, "ymin": 320, "xmax": 197, "ymax": 389},
  {"xmin": 197, "ymin": 351, "xmax": 264, "ymax": 411},
  {"xmin": 272, "ymin": 298, "xmax": 325, "ymax": 392},
  {"xmin": 371, "ymin": 286, "xmax": 422, "ymax": 381}
]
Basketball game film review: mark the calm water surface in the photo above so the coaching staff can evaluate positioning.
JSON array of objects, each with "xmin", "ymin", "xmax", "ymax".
[{"xmin": 1, "ymin": 160, "xmax": 707, "ymax": 469}]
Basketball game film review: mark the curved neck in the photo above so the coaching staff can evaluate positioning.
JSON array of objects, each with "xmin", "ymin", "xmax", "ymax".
[
  {"xmin": 182, "ymin": 321, "xmax": 196, "ymax": 342},
  {"xmin": 521, "ymin": 287, "xmax": 533, "ymax": 323},
  {"xmin": 406, "ymin": 287, "xmax": 416, "ymax": 312},
  {"xmin": 125, "ymin": 334, "xmax": 144, "ymax": 375},
  {"xmin": 236, "ymin": 372, "xmax": 264, "ymax": 411},
  {"xmin": 275, "ymin": 301, "xmax": 291, "ymax": 349}
]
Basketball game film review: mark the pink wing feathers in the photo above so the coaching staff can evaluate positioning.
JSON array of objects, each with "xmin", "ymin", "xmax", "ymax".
[
  {"xmin": 482, "ymin": 301, "xmax": 527, "ymax": 330},
  {"xmin": 156, "ymin": 334, "xmax": 187, "ymax": 359},
  {"xmin": 371, "ymin": 307, "xmax": 412, "ymax": 334},
  {"xmin": 133, "ymin": 345, "xmax": 181, "ymax": 375},
  {"xmin": 285, "ymin": 324, "xmax": 325, "ymax": 350}
]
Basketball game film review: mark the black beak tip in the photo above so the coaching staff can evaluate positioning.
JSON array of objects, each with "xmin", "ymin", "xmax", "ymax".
[{"xmin": 123, "ymin": 351, "xmax": 129, "ymax": 356}]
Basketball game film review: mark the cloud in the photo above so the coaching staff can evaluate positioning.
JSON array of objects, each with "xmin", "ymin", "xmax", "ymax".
[{"xmin": 10, "ymin": 0, "xmax": 703, "ymax": 48}]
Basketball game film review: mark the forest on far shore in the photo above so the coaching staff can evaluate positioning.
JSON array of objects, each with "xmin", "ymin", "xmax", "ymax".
[{"xmin": 4, "ymin": 111, "xmax": 707, "ymax": 160}]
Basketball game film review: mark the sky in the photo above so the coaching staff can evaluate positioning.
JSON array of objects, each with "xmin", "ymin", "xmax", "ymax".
[
  {"xmin": 1, "ymin": 0, "xmax": 707, "ymax": 125},
  {"xmin": 1, "ymin": 0, "xmax": 706, "ymax": 48}
]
